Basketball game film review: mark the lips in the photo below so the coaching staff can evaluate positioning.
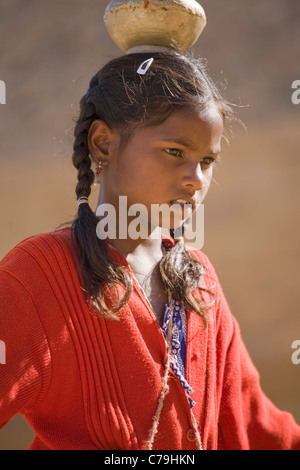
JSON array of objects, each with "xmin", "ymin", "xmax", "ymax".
[{"xmin": 169, "ymin": 197, "xmax": 196, "ymax": 211}]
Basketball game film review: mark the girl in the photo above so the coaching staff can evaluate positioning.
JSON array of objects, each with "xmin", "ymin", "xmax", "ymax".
[{"xmin": 0, "ymin": 51, "xmax": 300, "ymax": 450}]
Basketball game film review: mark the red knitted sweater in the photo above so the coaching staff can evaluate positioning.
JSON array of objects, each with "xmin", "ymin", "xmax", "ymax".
[{"xmin": 0, "ymin": 228, "xmax": 299, "ymax": 450}]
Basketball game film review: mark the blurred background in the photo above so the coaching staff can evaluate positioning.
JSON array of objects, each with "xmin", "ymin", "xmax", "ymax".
[{"xmin": 0, "ymin": 0, "xmax": 299, "ymax": 449}]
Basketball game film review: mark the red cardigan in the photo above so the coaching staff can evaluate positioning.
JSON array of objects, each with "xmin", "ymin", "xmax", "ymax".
[{"xmin": 0, "ymin": 227, "xmax": 299, "ymax": 450}]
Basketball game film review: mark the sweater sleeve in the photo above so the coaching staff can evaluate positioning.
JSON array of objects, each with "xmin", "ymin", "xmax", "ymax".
[
  {"xmin": 0, "ymin": 267, "xmax": 51, "ymax": 428},
  {"xmin": 214, "ymin": 276, "xmax": 300, "ymax": 450}
]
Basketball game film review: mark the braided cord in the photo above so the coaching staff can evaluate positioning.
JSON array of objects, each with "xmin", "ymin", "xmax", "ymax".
[
  {"xmin": 146, "ymin": 288, "xmax": 203, "ymax": 451},
  {"xmin": 191, "ymin": 410, "xmax": 203, "ymax": 450},
  {"xmin": 146, "ymin": 290, "xmax": 174, "ymax": 450}
]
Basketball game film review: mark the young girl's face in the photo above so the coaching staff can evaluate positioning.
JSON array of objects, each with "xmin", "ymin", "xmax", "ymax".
[{"xmin": 93, "ymin": 103, "xmax": 223, "ymax": 232}]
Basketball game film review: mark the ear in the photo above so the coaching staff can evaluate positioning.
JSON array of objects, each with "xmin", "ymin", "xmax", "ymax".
[{"xmin": 87, "ymin": 120, "xmax": 116, "ymax": 164}]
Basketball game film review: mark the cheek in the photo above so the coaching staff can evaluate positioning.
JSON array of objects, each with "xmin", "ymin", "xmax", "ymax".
[
  {"xmin": 199, "ymin": 168, "xmax": 213, "ymax": 202},
  {"xmin": 203, "ymin": 167, "xmax": 214, "ymax": 184},
  {"xmin": 113, "ymin": 159, "xmax": 160, "ymax": 201},
  {"xmin": 126, "ymin": 159, "xmax": 164, "ymax": 190}
]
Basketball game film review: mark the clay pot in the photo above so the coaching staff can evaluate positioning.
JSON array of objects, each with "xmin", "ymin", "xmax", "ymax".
[{"xmin": 104, "ymin": 0, "xmax": 206, "ymax": 54}]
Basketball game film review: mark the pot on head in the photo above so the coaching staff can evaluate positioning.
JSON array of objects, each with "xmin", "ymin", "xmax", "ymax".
[{"xmin": 104, "ymin": 0, "xmax": 207, "ymax": 54}]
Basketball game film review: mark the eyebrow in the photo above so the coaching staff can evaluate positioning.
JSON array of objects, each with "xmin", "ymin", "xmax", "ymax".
[{"xmin": 158, "ymin": 137, "xmax": 220, "ymax": 156}]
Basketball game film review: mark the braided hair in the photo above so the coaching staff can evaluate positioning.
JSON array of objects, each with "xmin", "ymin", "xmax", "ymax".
[{"xmin": 72, "ymin": 96, "xmax": 133, "ymax": 319}]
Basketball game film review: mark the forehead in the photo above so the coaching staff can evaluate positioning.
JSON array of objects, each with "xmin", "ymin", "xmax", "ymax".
[{"xmin": 140, "ymin": 105, "xmax": 224, "ymax": 150}]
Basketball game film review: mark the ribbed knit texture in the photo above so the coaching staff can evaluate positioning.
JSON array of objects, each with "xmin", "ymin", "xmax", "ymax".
[{"xmin": 0, "ymin": 227, "xmax": 299, "ymax": 450}]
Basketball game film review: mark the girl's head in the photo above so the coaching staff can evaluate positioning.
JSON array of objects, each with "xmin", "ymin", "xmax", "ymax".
[
  {"xmin": 71, "ymin": 51, "xmax": 235, "ymax": 320},
  {"xmin": 73, "ymin": 51, "xmax": 234, "ymax": 202}
]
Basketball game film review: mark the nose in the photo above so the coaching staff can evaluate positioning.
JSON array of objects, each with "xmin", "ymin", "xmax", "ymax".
[{"xmin": 182, "ymin": 162, "xmax": 206, "ymax": 192}]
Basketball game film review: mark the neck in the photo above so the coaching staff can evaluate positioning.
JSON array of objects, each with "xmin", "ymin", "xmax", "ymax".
[
  {"xmin": 108, "ymin": 226, "xmax": 164, "ymax": 261},
  {"xmin": 95, "ymin": 191, "xmax": 168, "ymax": 259}
]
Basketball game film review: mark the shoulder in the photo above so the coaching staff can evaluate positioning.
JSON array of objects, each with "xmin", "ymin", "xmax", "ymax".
[
  {"xmin": 1, "ymin": 226, "xmax": 72, "ymax": 258},
  {"xmin": 1, "ymin": 227, "xmax": 73, "ymax": 268},
  {"xmin": 0, "ymin": 227, "xmax": 80, "ymax": 344},
  {"xmin": 0, "ymin": 227, "xmax": 76, "ymax": 290},
  {"xmin": 0, "ymin": 235, "xmax": 55, "ymax": 415}
]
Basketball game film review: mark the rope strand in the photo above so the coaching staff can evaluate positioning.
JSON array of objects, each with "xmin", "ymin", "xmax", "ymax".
[
  {"xmin": 191, "ymin": 409, "xmax": 203, "ymax": 450},
  {"xmin": 146, "ymin": 289, "xmax": 203, "ymax": 450},
  {"xmin": 146, "ymin": 290, "xmax": 174, "ymax": 450}
]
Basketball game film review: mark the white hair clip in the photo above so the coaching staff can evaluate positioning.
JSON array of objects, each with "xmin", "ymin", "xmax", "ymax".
[{"xmin": 137, "ymin": 57, "xmax": 154, "ymax": 75}]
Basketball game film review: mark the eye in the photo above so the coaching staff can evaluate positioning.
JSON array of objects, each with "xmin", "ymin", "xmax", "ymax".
[
  {"xmin": 201, "ymin": 156, "xmax": 219, "ymax": 166},
  {"xmin": 164, "ymin": 148, "xmax": 183, "ymax": 158}
]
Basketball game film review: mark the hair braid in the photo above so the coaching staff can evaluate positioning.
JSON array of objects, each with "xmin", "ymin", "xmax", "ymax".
[
  {"xmin": 72, "ymin": 100, "xmax": 96, "ymax": 199},
  {"xmin": 71, "ymin": 97, "xmax": 133, "ymax": 319}
]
